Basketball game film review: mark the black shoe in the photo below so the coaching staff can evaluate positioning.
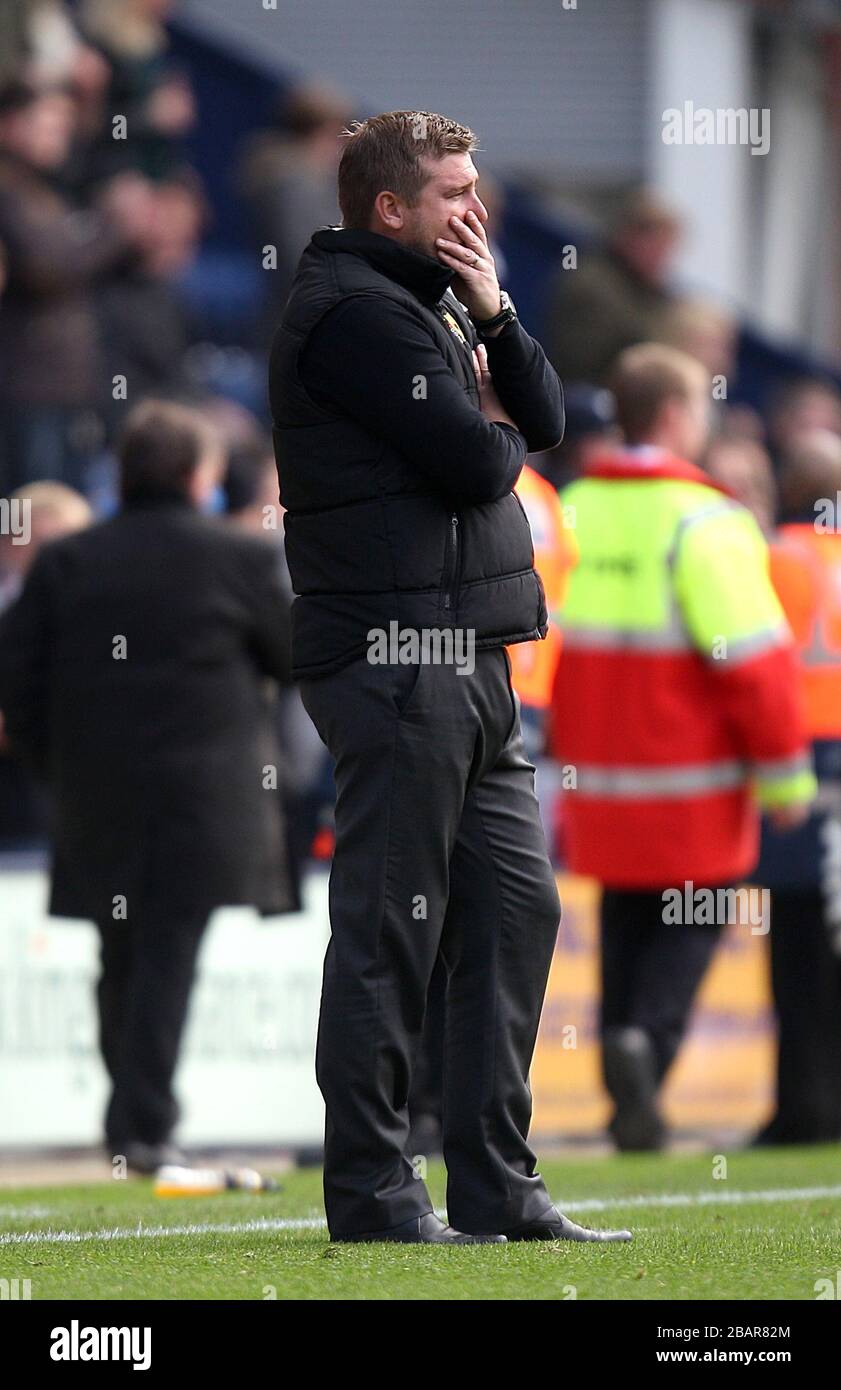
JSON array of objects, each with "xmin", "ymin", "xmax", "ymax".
[
  {"xmin": 603, "ymin": 1026, "xmax": 666, "ymax": 1152},
  {"xmin": 109, "ymin": 1140, "xmax": 189, "ymax": 1175},
  {"xmin": 750, "ymin": 1120, "xmax": 839, "ymax": 1148},
  {"xmin": 503, "ymin": 1205, "xmax": 632, "ymax": 1243},
  {"xmin": 334, "ymin": 1212, "xmax": 507, "ymax": 1245}
]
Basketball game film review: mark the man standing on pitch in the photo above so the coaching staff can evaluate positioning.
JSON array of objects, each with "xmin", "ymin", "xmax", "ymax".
[{"xmin": 270, "ymin": 111, "xmax": 631, "ymax": 1245}]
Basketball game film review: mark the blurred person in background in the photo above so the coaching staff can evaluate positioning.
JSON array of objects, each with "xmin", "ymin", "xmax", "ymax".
[
  {"xmin": 97, "ymin": 170, "xmax": 209, "ymax": 435},
  {"xmin": 0, "ymin": 479, "xmax": 93, "ymax": 612},
  {"xmin": 224, "ymin": 436, "xmax": 332, "ymax": 913},
  {"xmin": 548, "ymin": 344, "xmax": 816, "ymax": 1151},
  {"xmin": 78, "ymin": 0, "xmax": 196, "ymax": 183},
  {"xmin": 548, "ymin": 188, "xmax": 683, "ymax": 387},
  {"xmin": 223, "ymin": 436, "xmax": 286, "ymax": 536},
  {"xmin": 240, "ymin": 80, "xmax": 349, "ymax": 342},
  {"xmin": 0, "ymin": 400, "xmax": 294, "ymax": 1173},
  {"xmin": 662, "ymin": 298, "xmax": 738, "ymax": 383},
  {"xmin": 1, "ymin": 0, "xmax": 88, "ymax": 84},
  {"xmin": 18, "ymin": 0, "xmax": 111, "ymax": 145},
  {"xmin": 0, "ymin": 481, "xmax": 92, "ymax": 847},
  {"xmin": 0, "ymin": 78, "xmax": 154, "ymax": 494},
  {"xmin": 703, "ymin": 434, "xmax": 777, "ymax": 537},
  {"xmin": 756, "ymin": 429, "xmax": 841, "ymax": 1145},
  {"xmin": 767, "ymin": 378, "xmax": 841, "ymax": 474},
  {"xmin": 660, "ymin": 297, "xmax": 756, "ymax": 437},
  {"xmin": 200, "ymin": 395, "xmax": 268, "ymax": 461},
  {"xmin": 531, "ymin": 383, "xmax": 617, "ymax": 494}
]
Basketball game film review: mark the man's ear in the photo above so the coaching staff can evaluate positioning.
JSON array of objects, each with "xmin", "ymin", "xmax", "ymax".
[
  {"xmin": 372, "ymin": 190, "xmax": 403, "ymax": 232},
  {"xmin": 658, "ymin": 397, "xmax": 681, "ymax": 437}
]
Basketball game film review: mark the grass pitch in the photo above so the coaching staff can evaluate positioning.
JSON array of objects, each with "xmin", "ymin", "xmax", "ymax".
[{"xmin": 1, "ymin": 1146, "xmax": 839, "ymax": 1301}]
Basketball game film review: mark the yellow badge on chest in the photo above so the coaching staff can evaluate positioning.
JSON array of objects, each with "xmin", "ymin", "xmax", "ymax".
[{"xmin": 440, "ymin": 307, "xmax": 469, "ymax": 347}]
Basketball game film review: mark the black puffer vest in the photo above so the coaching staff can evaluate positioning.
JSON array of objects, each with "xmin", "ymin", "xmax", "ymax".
[{"xmin": 269, "ymin": 227, "xmax": 547, "ymax": 678}]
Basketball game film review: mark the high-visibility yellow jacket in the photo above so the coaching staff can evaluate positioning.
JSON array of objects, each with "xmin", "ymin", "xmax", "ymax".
[{"xmin": 548, "ymin": 446, "xmax": 816, "ymax": 887}]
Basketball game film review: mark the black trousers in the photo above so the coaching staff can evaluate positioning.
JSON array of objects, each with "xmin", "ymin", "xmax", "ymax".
[
  {"xmin": 95, "ymin": 907, "xmax": 208, "ymax": 1149},
  {"xmin": 600, "ymin": 889, "xmax": 722, "ymax": 1086},
  {"xmin": 763, "ymin": 889, "xmax": 841, "ymax": 1141},
  {"xmin": 300, "ymin": 647, "xmax": 561, "ymax": 1237},
  {"xmin": 409, "ymin": 954, "xmax": 447, "ymax": 1128}
]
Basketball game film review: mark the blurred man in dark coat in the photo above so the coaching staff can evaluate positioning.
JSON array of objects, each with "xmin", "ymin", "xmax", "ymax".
[
  {"xmin": 548, "ymin": 189, "xmax": 682, "ymax": 388},
  {"xmin": 0, "ymin": 400, "xmax": 293, "ymax": 1171}
]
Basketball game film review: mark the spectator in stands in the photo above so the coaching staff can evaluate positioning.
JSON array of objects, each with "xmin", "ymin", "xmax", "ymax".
[
  {"xmin": 0, "ymin": 79, "xmax": 154, "ymax": 493},
  {"xmin": 547, "ymin": 188, "xmax": 682, "ymax": 386},
  {"xmin": 548, "ymin": 343, "xmax": 816, "ymax": 1150},
  {"xmin": 539, "ymin": 397, "xmax": 619, "ymax": 868},
  {"xmin": 0, "ymin": 481, "xmax": 93, "ymax": 847},
  {"xmin": 240, "ymin": 81, "xmax": 350, "ymax": 340},
  {"xmin": 0, "ymin": 480, "xmax": 93, "ymax": 611},
  {"xmin": 767, "ymin": 378, "xmax": 841, "ymax": 474},
  {"xmin": 97, "ymin": 170, "xmax": 208, "ymax": 433},
  {"xmin": 0, "ymin": 400, "xmax": 294, "ymax": 1173},
  {"xmin": 19, "ymin": 1, "xmax": 110, "ymax": 130},
  {"xmin": 78, "ymin": 0, "xmax": 196, "ymax": 182},
  {"xmin": 661, "ymin": 297, "xmax": 756, "ymax": 437},
  {"xmin": 662, "ymin": 297, "xmax": 738, "ymax": 384},
  {"xmin": 531, "ymin": 384, "xmax": 617, "ymax": 493},
  {"xmin": 703, "ymin": 435, "xmax": 777, "ymax": 537}
]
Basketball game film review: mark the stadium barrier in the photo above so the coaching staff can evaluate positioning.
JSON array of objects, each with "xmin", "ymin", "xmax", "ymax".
[{"xmin": 0, "ymin": 862, "xmax": 773, "ymax": 1147}]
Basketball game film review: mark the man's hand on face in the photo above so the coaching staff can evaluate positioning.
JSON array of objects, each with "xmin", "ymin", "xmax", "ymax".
[{"xmin": 436, "ymin": 210, "xmax": 502, "ymax": 325}]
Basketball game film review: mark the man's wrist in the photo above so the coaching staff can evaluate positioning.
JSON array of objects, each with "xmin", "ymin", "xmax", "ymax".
[
  {"xmin": 473, "ymin": 292, "xmax": 503, "ymax": 324},
  {"xmin": 474, "ymin": 290, "xmax": 518, "ymax": 338}
]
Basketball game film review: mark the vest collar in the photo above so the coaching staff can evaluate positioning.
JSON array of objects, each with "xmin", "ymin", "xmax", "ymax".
[
  {"xmin": 584, "ymin": 445, "xmax": 737, "ymax": 499},
  {"xmin": 310, "ymin": 226, "xmax": 454, "ymax": 306}
]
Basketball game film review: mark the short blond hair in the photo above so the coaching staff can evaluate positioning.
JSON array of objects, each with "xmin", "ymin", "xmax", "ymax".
[
  {"xmin": 10, "ymin": 481, "xmax": 92, "ymax": 534},
  {"xmin": 610, "ymin": 343, "xmax": 710, "ymax": 444}
]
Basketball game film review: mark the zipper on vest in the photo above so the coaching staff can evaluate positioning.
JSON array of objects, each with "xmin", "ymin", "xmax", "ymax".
[{"xmin": 443, "ymin": 513, "xmax": 459, "ymax": 611}]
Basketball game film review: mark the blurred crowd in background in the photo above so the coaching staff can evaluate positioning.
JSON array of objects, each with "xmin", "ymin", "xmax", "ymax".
[{"xmin": 2, "ymin": 0, "xmax": 841, "ymax": 1152}]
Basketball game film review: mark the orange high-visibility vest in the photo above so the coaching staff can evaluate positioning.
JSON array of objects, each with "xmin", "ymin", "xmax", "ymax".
[
  {"xmin": 507, "ymin": 466, "xmax": 576, "ymax": 709},
  {"xmin": 770, "ymin": 523, "xmax": 841, "ymax": 739}
]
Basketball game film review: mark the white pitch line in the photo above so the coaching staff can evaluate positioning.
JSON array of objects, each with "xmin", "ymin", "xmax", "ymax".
[
  {"xmin": 1, "ymin": 1184, "xmax": 840, "ymax": 1247},
  {"xmin": 564, "ymin": 1184, "xmax": 841, "ymax": 1213},
  {"xmin": 0, "ymin": 1215, "xmax": 326, "ymax": 1246}
]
